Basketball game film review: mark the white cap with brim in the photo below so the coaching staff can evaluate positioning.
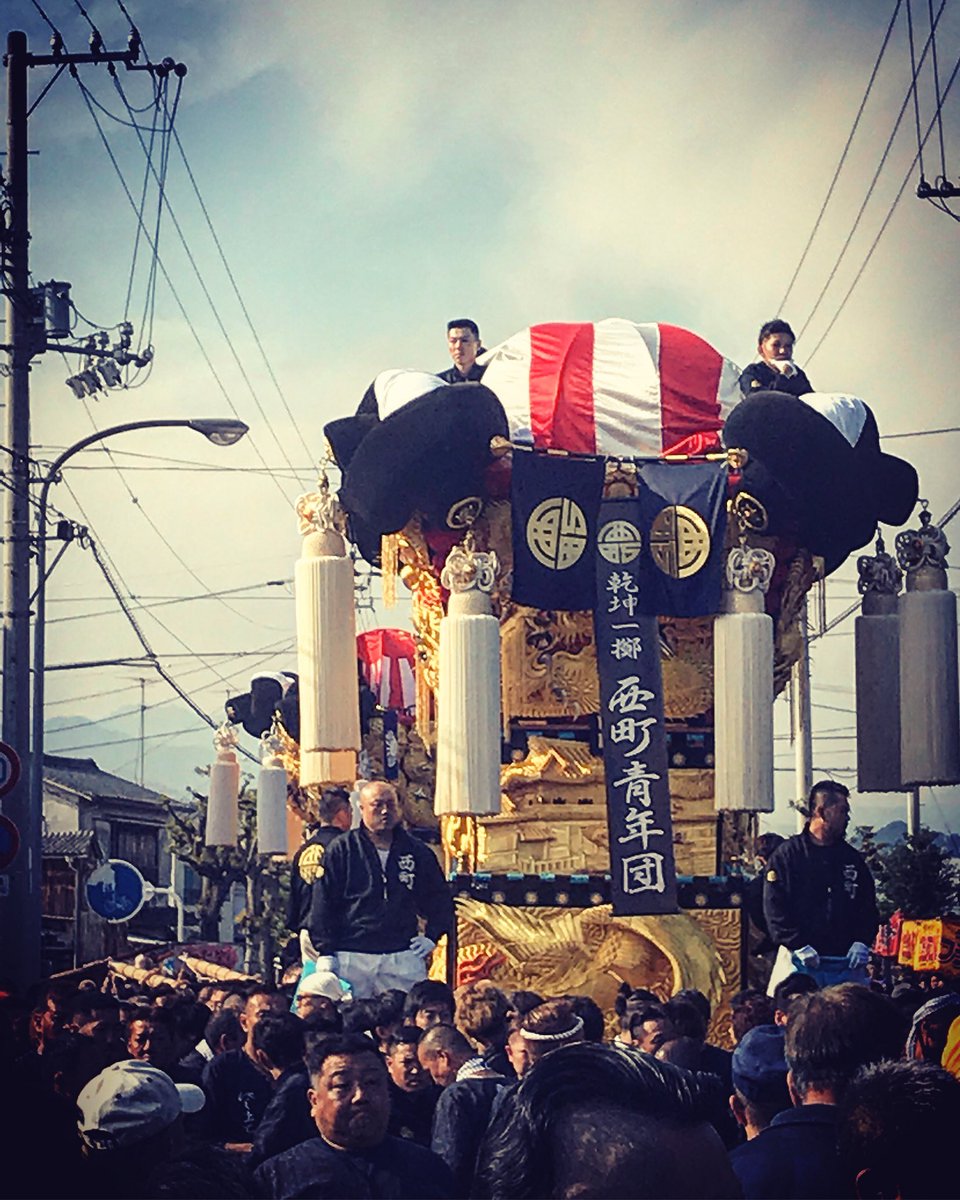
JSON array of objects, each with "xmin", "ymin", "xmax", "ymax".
[{"xmin": 77, "ymin": 1060, "xmax": 205, "ymax": 1151}]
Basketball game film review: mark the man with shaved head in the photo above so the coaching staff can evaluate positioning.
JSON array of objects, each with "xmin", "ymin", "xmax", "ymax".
[{"xmin": 309, "ymin": 781, "xmax": 453, "ymax": 998}]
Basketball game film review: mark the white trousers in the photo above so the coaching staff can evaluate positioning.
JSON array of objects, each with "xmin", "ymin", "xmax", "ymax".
[{"xmin": 336, "ymin": 948, "xmax": 427, "ymax": 998}]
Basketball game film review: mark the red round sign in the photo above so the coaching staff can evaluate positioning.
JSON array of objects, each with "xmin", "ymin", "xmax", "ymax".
[
  {"xmin": 0, "ymin": 741, "xmax": 21, "ymax": 798},
  {"xmin": 0, "ymin": 814, "xmax": 20, "ymax": 870}
]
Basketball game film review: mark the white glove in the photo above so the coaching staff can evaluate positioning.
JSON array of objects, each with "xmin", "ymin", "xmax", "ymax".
[
  {"xmin": 409, "ymin": 935, "xmax": 436, "ymax": 960},
  {"xmin": 299, "ymin": 929, "xmax": 319, "ymax": 963},
  {"xmin": 773, "ymin": 359, "xmax": 798, "ymax": 378},
  {"xmin": 846, "ymin": 941, "xmax": 870, "ymax": 969},
  {"xmin": 314, "ymin": 955, "xmax": 339, "ymax": 975},
  {"xmin": 793, "ymin": 944, "xmax": 820, "ymax": 970}
]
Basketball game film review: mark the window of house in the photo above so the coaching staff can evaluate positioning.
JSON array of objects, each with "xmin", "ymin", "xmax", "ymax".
[{"xmin": 111, "ymin": 822, "xmax": 159, "ymax": 881}]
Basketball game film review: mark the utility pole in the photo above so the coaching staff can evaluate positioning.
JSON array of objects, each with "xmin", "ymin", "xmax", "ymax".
[
  {"xmin": 138, "ymin": 678, "xmax": 146, "ymax": 786},
  {"xmin": 2, "ymin": 30, "xmax": 38, "ymax": 989},
  {"xmin": 791, "ymin": 598, "xmax": 813, "ymax": 833},
  {"xmin": 1, "ymin": 28, "xmax": 145, "ymax": 992}
]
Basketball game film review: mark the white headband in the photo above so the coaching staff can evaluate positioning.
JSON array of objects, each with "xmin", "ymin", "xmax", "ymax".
[{"xmin": 519, "ymin": 1016, "xmax": 584, "ymax": 1043}]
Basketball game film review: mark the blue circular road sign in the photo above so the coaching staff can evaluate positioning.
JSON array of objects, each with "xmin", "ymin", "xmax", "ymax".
[{"xmin": 86, "ymin": 859, "xmax": 147, "ymax": 923}]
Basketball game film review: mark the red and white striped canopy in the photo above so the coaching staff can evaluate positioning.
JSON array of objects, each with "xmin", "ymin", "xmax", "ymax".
[
  {"xmin": 479, "ymin": 318, "xmax": 742, "ymax": 457},
  {"xmin": 356, "ymin": 628, "xmax": 417, "ymax": 712}
]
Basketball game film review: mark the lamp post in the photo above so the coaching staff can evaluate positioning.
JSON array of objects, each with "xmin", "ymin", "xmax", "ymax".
[{"xmin": 17, "ymin": 416, "xmax": 248, "ymax": 989}]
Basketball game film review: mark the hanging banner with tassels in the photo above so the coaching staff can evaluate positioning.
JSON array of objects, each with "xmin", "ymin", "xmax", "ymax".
[
  {"xmin": 594, "ymin": 496, "xmax": 678, "ymax": 915},
  {"xmin": 382, "ymin": 708, "xmax": 400, "ymax": 781}
]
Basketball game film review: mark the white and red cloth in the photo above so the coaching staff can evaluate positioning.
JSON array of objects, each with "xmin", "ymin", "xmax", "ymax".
[
  {"xmin": 478, "ymin": 318, "xmax": 742, "ymax": 457},
  {"xmin": 356, "ymin": 628, "xmax": 417, "ymax": 712}
]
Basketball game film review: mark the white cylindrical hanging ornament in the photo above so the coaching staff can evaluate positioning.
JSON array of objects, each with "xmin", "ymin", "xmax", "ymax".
[
  {"xmin": 714, "ymin": 545, "xmax": 776, "ymax": 812},
  {"xmin": 434, "ymin": 534, "xmax": 502, "ymax": 816},
  {"xmin": 897, "ymin": 507, "xmax": 960, "ymax": 786},
  {"xmin": 257, "ymin": 718, "xmax": 290, "ymax": 857},
  {"xmin": 206, "ymin": 722, "xmax": 240, "ymax": 846},
  {"xmin": 854, "ymin": 537, "xmax": 903, "ymax": 792},
  {"xmin": 294, "ymin": 477, "xmax": 361, "ymax": 788}
]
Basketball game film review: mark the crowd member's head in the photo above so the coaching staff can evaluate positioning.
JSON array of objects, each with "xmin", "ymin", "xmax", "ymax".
[
  {"xmin": 40, "ymin": 1031, "xmax": 118, "ymax": 1103},
  {"xmin": 655, "ymin": 1036, "xmax": 704, "ymax": 1071},
  {"xmin": 77, "ymin": 1060, "xmax": 205, "ymax": 1170},
  {"xmin": 176, "ymin": 1001, "xmax": 213, "ymax": 1053},
  {"xmin": 305, "ymin": 1034, "xmax": 391, "ymax": 1152},
  {"xmin": 296, "ymin": 971, "xmax": 347, "ymax": 1022},
  {"xmin": 201, "ymin": 1013, "xmax": 239, "ymax": 1060},
  {"xmin": 753, "ymin": 832, "xmax": 784, "ymax": 870},
  {"xmin": 805, "ymin": 779, "xmax": 852, "ymax": 846},
  {"xmin": 301, "ymin": 1010, "xmax": 344, "ymax": 1052},
  {"xmin": 385, "ymin": 1026, "xmax": 431, "ymax": 1093},
  {"xmin": 33, "ymin": 985, "xmax": 76, "ymax": 1052},
  {"xmin": 252, "ymin": 1012, "xmax": 306, "ymax": 1079},
  {"xmin": 663, "ymin": 997, "xmax": 707, "ymax": 1042},
  {"xmin": 317, "ymin": 785, "xmax": 353, "ymax": 830},
  {"xmin": 404, "ymin": 979, "xmax": 454, "ymax": 1030},
  {"xmin": 239, "ymin": 987, "xmax": 287, "ymax": 1056},
  {"xmin": 507, "ymin": 990, "xmax": 543, "ymax": 1018},
  {"xmin": 446, "ymin": 319, "xmax": 482, "ymax": 377},
  {"xmin": 417, "ymin": 1022, "xmax": 475, "ymax": 1087},
  {"xmin": 756, "ymin": 318, "xmax": 796, "ymax": 366},
  {"xmin": 730, "ymin": 989, "xmax": 776, "ymax": 1043},
  {"xmin": 785, "ymin": 983, "xmax": 907, "ymax": 1106},
  {"xmin": 219, "ymin": 988, "xmax": 247, "ymax": 1016},
  {"xmin": 373, "ymin": 989, "xmax": 406, "ymax": 1052},
  {"xmin": 506, "ymin": 1020, "xmax": 531, "ymax": 1079},
  {"xmin": 838, "ymin": 1060, "xmax": 960, "ymax": 1200},
  {"xmin": 126, "ymin": 1006, "xmax": 181, "ymax": 1074},
  {"xmin": 562, "ymin": 994, "xmax": 605, "ymax": 1043},
  {"xmin": 519, "ymin": 1000, "xmax": 585, "ymax": 1069},
  {"xmin": 456, "ymin": 983, "xmax": 511, "ymax": 1051},
  {"xmin": 623, "ymin": 1004, "xmax": 675, "ymax": 1055},
  {"xmin": 341, "ymin": 996, "xmax": 380, "ymax": 1041},
  {"xmin": 772, "ymin": 972, "xmax": 820, "ymax": 1027},
  {"xmin": 905, "ymin": 992, "xmax": 960, "ymax": 1066},
  {"xmin": 615, "ymin": 985, "xmax": 661, "ymax": 1039},
  {"xmin": 479, "ymin": 1042, "xmax": 739, "ymax": 1199},
  {"xmin": 68, "ymin": 992, "xmax": 125, "ymax": 1055},
  {"xmin": 673, "ymin": 987, "xmax": 711, "ymax": 1024},
  {"xmin": 358, "ymin": 780, "xmax": 402, "ymax": 840},
  {"xmin": 730, "ymin": 1024, "xmax": 791, "ymax": 1141}
]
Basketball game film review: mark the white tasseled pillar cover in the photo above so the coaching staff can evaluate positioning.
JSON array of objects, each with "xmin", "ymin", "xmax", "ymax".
[
  {"xmin": 897, "ymin": 510, "xmax": 960, "ymax": 787},
  {"xmin": 434, "ymin": 538, "xmax": 502, "ymax": 816},
  {"xmin": 714, "ymin": 546, "xmax": 775, "ymax": 812},
  {"xmin": 294, "ymin": 480, "xmax": 361, "ymax": 788},
  {"xmin": 257, "ymin": 725, "xmax": 289, "ymax": 856},
  {"xmin": 206, "ymin": 723, "xmax": 240, "ymax": 846}
]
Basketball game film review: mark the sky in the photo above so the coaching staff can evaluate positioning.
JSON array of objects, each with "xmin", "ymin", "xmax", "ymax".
[{"xmin": 5, "ymin": 0, "xmax": 959, "ymax": 837}]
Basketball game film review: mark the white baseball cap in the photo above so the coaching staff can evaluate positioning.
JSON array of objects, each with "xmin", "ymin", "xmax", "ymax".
[
  {"xmin": 298, "ymin": 969, "xmax": 352, "ymax": 1005},
  {"xmin": 77, "ymin": 1060, "xmax": 205, "ymax": 1150}
]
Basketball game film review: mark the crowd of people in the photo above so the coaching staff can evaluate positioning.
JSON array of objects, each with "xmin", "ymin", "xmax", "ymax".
[{"xmin": 2, "ymin": 960, "xmax": 959, "ymax": 1199}]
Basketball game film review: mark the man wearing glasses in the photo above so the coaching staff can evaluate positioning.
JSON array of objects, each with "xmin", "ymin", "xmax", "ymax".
[{"xmin": 308, "ymin": 781, "xmax": 453, "ymax": 998}]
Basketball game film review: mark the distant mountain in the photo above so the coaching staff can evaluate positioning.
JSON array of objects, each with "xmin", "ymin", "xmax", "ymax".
[
  {"xmin": 851, "ymin": 820, "xmax": 960, "ymax": 858},
  {"xmin": 44, "ymin": 710, "xmax": 254, "ymax": 801}
]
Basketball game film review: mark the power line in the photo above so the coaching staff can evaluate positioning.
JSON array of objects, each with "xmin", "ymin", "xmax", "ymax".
[
  {"xmin": 777, "ymin": 0, "xmax": 903, "ymax": 313},
  {"xmin": 805, "ymin": 48, "xmax": 960, "ymax": 362},
  {"xmin": 797, "ymin": 1, "xmax": 948, "ymax": 346}
]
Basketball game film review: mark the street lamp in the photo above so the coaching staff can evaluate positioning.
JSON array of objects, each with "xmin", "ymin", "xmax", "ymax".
[{"xmin": 24, "ymin": 417, "xmax": 248, "ymax": 983}]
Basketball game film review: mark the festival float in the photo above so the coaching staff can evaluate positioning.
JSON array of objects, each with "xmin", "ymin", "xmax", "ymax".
[{"xmin": 230, "ymin": 317, "xmax": 938, "ymax": 1035}]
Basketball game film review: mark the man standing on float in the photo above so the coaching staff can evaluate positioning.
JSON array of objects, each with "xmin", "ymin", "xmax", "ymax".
[
  {"xmin": 308, "ymin": 780, "xmax": 454, "ymax": 998},
  {"xmin": 763, "ymin": 780, "xmax": 879, "ymax": 994}
]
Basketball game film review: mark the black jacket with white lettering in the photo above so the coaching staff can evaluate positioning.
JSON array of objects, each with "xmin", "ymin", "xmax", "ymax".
[
  {"xmin": 762, "ymin": 829, "xmax": 878, "ymax": 956},
  {"xmin": 308, "ymin": 825, "xmax": 453, "ymax": 955}
]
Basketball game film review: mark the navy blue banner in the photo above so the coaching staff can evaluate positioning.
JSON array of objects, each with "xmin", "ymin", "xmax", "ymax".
[
  {"xmin": 594, "ymin": 497, "xmax": 678, "ymax": 915},
  {"xmin": 382, "ymin": 709, "xmax": 400, "ymax": 781},
  {"xmin": 511, "ymin": 451, "xmax": 605, "ymax": 611},
  {"xmin": 632, "ymin": 462, "xmax": 727, "ymax": 617}
]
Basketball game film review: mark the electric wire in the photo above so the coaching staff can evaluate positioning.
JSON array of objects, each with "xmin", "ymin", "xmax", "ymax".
[
  {"xmin": 796, "ymin": 1, "xmax": 948, "ymax": 345},
  {"xmin": 776, "ymin": 0, "xmax": 903, "ymax": 314},
  {"xmin": 805, "ymin": 48, "xmax": 960, "ymax": 362},
  {"xmin": 68, "ymin": 70, "xmax": 294, "ymax": 506}
]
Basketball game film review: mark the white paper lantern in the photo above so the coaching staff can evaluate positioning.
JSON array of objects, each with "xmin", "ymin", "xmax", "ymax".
[
  {"xmin": 714, "ymin": 546, "xmax": 775, "ymax": 812},
  {"xmin": 206, "ymin": 723, "xmax": 239, "ymax": 846},
  {"xmin": 434, "ymin": 538, "xmax": 502, "ymax": 817}
]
